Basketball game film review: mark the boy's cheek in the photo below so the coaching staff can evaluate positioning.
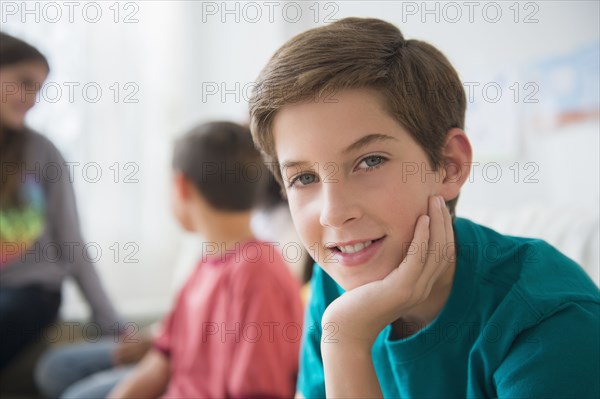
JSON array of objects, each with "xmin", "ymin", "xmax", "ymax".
[{"xmin": 170, "ymin": 195, "xmax": 191, "ymax": 231}]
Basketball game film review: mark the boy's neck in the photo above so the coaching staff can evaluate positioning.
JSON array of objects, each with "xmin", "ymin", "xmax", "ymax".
[{"xmin": 193, "ymin": 210, "xmax": 255, "ymax": 253}]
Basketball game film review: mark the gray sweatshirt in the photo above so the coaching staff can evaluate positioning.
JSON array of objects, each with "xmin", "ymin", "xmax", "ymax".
[{"xmin": 1, "ymin": 129, "xmax": 121, "ymax": 334}]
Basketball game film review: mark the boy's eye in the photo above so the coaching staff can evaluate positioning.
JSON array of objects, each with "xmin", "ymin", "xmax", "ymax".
[
  {"xmin": 298, "ymin": 174, "xmax": 317, "ymax": 185},
  {"xmin": 289, "ymin": 173, "xmax": 317, "ymax": 188},
  {"xmin": 358, "ymin": 155, "xmax": 386, "ymax": 170}
]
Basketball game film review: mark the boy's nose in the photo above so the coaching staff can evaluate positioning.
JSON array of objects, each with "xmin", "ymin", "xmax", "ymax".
[{"xmin": 319, "ymin": 181, "xmax": 362, "ymax": 229}]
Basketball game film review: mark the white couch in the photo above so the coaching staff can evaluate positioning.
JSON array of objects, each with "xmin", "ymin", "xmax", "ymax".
[{"xmin": 459, "ymin": 205, "xmax": 599, "ymax": 286}]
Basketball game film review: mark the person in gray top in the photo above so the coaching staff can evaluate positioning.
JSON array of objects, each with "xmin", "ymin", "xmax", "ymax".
[{"xmin": 0, "ymin": 32, "xmax": 121, "ymax": 371}]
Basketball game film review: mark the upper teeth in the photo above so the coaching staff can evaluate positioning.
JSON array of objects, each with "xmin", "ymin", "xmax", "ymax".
[{"xmin": 338, "ymin": 240, "xmax": 373, "ymax": 254}]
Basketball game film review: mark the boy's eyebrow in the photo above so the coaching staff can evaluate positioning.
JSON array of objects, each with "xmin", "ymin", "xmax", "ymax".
[
  {"xmin": 280, "ymin": 160, "xmax": 311, "ymax": 172},
  {"xmin": 342, "ymin": 133, "xmax": 399, "ymax": 155},
  {"xmin": 280, "ymin": 133, "xmax": 399, "ymax": 171}
]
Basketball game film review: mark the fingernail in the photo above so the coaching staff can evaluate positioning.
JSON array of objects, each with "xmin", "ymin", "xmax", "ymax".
[
  {"xmin": 438, "ymin": 196, "xmax": 443, "ymax": 208},
  {"xmin": 425, "ymin": 215, "xmax": 430, "ymax": 226}
]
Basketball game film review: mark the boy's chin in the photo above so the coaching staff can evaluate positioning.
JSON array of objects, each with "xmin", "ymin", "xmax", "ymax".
[
  {"xmin": 334, "ymin": 273, "xmax": 381, "ymax": 292},
  {"xmin": 330, "ymin": 264, "xmax": 397, "ymax": 292}
]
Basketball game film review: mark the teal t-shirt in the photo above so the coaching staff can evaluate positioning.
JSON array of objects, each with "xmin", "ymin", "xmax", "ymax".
[{"xmin": 298, "ymin": 217, "xmax": 600, "ymax": 398}]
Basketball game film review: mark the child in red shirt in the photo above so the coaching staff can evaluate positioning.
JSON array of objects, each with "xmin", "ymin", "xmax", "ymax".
[{"xmin": 109, "ymin": 122, "xmax": 303, "ymax": 399}]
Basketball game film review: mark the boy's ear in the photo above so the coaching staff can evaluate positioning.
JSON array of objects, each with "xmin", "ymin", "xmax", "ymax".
[
  {"xmin": 439, "ymin": 128, "xmax": 473, "ymax": 202},
  {"xmin": 173, "ymin": 171, "xmax": 192, "ymax": 199}
]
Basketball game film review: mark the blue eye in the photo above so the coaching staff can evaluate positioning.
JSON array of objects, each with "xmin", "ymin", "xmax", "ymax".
[
  {"xmin": 289, "ymin": 173, "xmax": 317, "ymax": 188},
  {"xmin": 299, "ymin": 174, "xmax": 316, "ymax": 184},
  {"xmin": 359, "ymin": 155, "xmax": 386, "ymax": 171}
]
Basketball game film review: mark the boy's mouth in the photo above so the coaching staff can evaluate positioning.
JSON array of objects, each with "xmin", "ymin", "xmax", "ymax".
[
  {"xmin": 325, "ymin": 236, "xmax": 386, "ymax": 267},
  {"xmin": 328, "ymin": 236, "xmax": 386, "ymax": 254}
]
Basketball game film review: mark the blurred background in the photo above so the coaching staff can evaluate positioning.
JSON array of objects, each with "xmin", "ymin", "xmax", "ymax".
[{"xmin": 2, "ymin": 0, "xmax": 598, "ymax": 323}]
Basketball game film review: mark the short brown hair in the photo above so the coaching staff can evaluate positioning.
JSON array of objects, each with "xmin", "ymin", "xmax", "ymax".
[
  {"xmin": 172, "ymin": 121, "xmax": 267, "ymax": 211},
  {"xmin": 249, "ymin": 17, "xmax": 466, "ymax": 217}
]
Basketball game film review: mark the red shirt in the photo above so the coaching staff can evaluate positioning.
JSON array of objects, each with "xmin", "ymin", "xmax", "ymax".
[{"xmin": 154, "ymin": 239, "xmax": 303, "ymax": 399}]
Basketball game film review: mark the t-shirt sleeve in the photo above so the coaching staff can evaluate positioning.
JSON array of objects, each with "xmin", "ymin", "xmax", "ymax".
[
  {"xmin": 226, "ymin": 261, "xmax": 303, "ymax": 399},
  {"xmin": 494, "ymin": 301, "xmax": 600, "ymax": 398},
  {"xmin": 297, "ymin": 264, "xmax": 332, "ymax": 399},
  {"xmin": 153, "ymin": 302, "xmax": 178, "ymax": 357}
]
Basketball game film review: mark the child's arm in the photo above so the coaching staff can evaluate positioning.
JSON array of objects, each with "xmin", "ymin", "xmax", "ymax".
[
  {"xmin": 107, "ymin": 348, "xmax": 170, "ymax": 399},
  {"xmin": 321, "ymin": 195, "xmax": 453, "ymax": 397},
  {"xmin": 112, "ymin": 335, "xmax": 154, "ymax": 365}
]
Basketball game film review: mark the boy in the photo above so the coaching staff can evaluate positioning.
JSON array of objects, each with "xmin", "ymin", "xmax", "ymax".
[
  {"xmin": 249, "ymin": 18, "xmax": 600, "ymax": 398},
  {"xmin": 108, "ymin": 121, "xmax": 303, "ymax": 398}
]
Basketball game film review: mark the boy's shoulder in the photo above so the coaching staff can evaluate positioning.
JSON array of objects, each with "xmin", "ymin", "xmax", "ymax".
[
  {"xmin": 454, "ymin": 217, "xmax": 599, "ymax": 345},
  {"xmin": 455, "ymin": 217, "xmax": 598, "ymax": 300},
  {"xmin": 455, "ymin": 219, "xmax": 599, "ymax": 396}
]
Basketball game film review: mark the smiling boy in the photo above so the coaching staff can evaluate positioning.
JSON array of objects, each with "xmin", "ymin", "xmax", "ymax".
[{"xmin": 249, "ymin": 18, "xmax": 600, "ymax": 398}]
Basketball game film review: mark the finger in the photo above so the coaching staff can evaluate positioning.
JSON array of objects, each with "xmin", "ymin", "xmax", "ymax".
[
  {"xmin": 415, "ymin": 196, "xmax": 451, "ymax": 298},
  {"xmin": 381, "ymin": 212, "xmax": 430, "ymax": 310},
  {"xmin": 413, "ymin": 213, "xmax": 430, "ymax": 268},
  {"xmin": 420, "ymin": 195, "xmax": 445, "ymax": 278},
  {"xmin": 441, "ymin": 197, "xmax": 456, "ymax": 263},
  {"xmin": 427, "ymin": 197, "xmax": 453, "ymax": 285},
  {"xmin": 380, "ymin": 214, "xmax": 430, "ymax": 311},
  {"xmin": 390, "ymin": 214, "xmax": 430, "ymax": 284}
]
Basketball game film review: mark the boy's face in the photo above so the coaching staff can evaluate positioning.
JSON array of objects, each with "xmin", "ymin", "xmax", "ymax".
[
  {"xmin": 170, "ymin": 171, "xmax": 196, "ymax": 233},
  {"xmin": 273, "ymin": 88, "xmax": 446, "ymax": 291}
]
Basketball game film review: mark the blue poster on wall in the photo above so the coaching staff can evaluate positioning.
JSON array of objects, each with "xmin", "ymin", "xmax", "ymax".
[{"xmin": 525, "ymin": 41, "xmax": 600, "ymax": 132}]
